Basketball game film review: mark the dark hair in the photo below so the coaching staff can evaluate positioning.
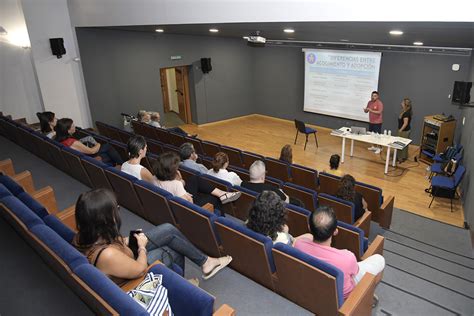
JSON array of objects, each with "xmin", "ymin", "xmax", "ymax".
[
  {"xmin": 127, "ymin": 135, "xmax": 146, "ymax": 159},
  {"xmin": 179, "ymin": 143, "xmax": 195, "ymax": 161},
  {"xmin": 75, "ymin": 188, "xmax": 122, "ymax": 247},
  {"xmin": 211, "ymin": 152, "xmax": 229, "ymax": 173},
  {"xmin": 309, "ymin": 205, "xmax": 337, "ymax": 242},
  {"xmin": 279, "ymin": 144, "xmax": 293, "ymax": 164},
  {"xmin": 153, "ymin": 152, "xmax": 180, "ymax": 181},
  {"xmin": 329, "ymin": 154, "xmax": 340, "ymax": 170},
  {"xmin": 246, "ymin": 191, "xmax": 287, "ymax": 241},
  {"xmin": 372, "ymin": 91, "xmax": 379, "ymax": 95},
  {"xmin": 36, "ymin": 111, "xmax": 55, "ymax": 134},
  {"xmin": 54, "ymin": 118, "xmax": 74, "ymax": 143},
  {"xmin": 335, "ymin": 174, "xmax": 356, "ymax": 202}
]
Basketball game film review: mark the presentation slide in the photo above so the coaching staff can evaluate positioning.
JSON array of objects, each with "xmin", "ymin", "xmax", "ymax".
[{"xmin": 303, "ymin": 49, "xmax": 382, "ymax": 122}]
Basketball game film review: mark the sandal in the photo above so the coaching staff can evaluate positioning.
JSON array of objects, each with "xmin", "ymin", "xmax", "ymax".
[
  {"xmin": 220, "ymin": 191, "xmax": 241, "ymax": 204},
  {"xmin": 202, "ymin": 256, "xmax": 232, "ymax": 280}
]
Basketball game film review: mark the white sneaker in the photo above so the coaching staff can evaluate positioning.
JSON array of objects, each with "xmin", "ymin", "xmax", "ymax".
[
  {"xmin": 368, "ymin": 146, "xmax": 376, "ymax": 151},
  {"xmin": 374, "ymin": 148, "xmax": 381, "ymax": 154}
]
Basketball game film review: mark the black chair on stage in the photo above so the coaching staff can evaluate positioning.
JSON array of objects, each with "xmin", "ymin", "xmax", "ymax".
[{"xmin": 294, "ymin": 119, "xmax": 318, "ymax": 150}]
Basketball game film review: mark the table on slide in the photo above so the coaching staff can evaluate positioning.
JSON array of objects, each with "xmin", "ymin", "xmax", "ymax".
[{"xmin": 330, "ymin": 127, "xmax": 412, "ymax": 174}]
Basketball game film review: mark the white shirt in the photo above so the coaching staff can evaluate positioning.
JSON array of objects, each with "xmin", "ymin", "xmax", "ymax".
[
  {"xmin": 121, "ymin": 161, "xmax": 145, "ymax": 180},
  {"xmin": 207, "ymin": 168, "xmax": 242, "ymax": 186}
]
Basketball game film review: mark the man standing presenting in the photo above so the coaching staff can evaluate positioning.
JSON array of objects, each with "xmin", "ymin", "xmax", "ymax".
[{"xmin": 364, "ymin": 91, "xmax": 384, "ymax": 154}]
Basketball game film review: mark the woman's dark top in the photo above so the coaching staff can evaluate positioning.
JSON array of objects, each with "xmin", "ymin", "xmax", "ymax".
[
  {"xmin": 353, "ymin": 192, "xmax": 365, "ymax": 221},
  {"xmin": 398, "ymin": 111, "xmax": 411, "ymax": 131},
  {"xmin": 241, "ymin": 181, "xmax": 287, "ymax": 201}
]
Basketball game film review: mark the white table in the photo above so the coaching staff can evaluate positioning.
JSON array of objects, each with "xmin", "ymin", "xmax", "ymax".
[{"xmin": 331, "ymin": 127, "xmax": 412, "ymax": 174}]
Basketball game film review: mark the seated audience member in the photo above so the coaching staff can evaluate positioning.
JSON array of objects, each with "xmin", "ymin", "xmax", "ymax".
[
  {"xmin": 148, "ymin": 111, "xmax": 195, "ymax": 137},
  {"xmin": 247, "ymin": 191, "xmax": 311, "ymax": 245},
  {"xmin": 73, "ymin": 188, "xmax": 232, "ymax": 284},
  {"xmin": 335, "ymin": 174, "xmax": 368, "ymax": 221},
  {"xmin": 137, "ymin": 110, "xmax": 151, "ymax": 124},
  {"xmin": 326, "ymin": 154, "xmax": 344, "ymax": 176},
  {"xmin": 279, "ymin": 144, "xmax": 293, "ymax": 164},
  {"xmin": 294, "ymin": 206, "xmax": 385, "ymax": 299},
  {"xmin": 207, "ymin": 152, "xmax": 242, "ymax": 186},
  {"xmin": 36, "ymin": 111, "xmax": 57, "ymax": 138},
  {"xmin": 242, "ymin": 160, "xmax": 289, "ymax": 203},
  {"xmin": 153, "ymin": 152, "xmax": 240, "ymax": 207},
  {"xmin": 180, "ymin": 142, "xmax": 209, "ymax": 174},
  {"xmin": 54, "ymin": 118, "xmax": 123, "ymax": 166},
  {"xmin": 121, "ymin": 135, "xmax": 155, "ymax": 183}
]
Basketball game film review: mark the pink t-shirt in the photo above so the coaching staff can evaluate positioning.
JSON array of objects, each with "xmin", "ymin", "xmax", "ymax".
[
  {"xmin": 367, "ymin": 99, "xmax": 383, "ymax": 124},
  {"xmin": 155, "ymin": 179, "xmax": 188, "ymax": 198},
  {"xmin": 294, "ymin": 237, "xmax": 358, "ymax": 298}
]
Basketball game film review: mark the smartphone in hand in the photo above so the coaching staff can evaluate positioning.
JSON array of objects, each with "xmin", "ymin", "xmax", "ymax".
[{"xmin": 128, "ymin": 229, "xmax": 142, "ymax": 259}]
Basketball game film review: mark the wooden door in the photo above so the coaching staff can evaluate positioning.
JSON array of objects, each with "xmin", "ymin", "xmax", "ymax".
[
  {"xmin": 160, "ymin": 69, "xmax": 170, "ymax": 113},
  {"xmin": 175, "ymin": 67, "xmax": 187, "ymax": 123}
]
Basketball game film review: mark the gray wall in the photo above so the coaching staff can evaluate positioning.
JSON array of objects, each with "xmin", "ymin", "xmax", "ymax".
[
  {"xmin": 76, "ymin": 28, "xmax": 255, "ymax": 127},
  {"xmin": 459, "ymin": 55, "xmax": 474, "ymax": 232},
  {"xmin": 254, "ymin": 47, "xmax": 471, "ymax": 144}
]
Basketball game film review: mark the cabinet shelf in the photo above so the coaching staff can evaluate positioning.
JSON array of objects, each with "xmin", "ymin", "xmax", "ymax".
[{"xmin": 419, "ymin": 115, "xmax": 456, "ymax": 165}]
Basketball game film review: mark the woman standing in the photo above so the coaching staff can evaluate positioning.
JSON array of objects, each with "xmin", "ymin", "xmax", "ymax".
[{"xmin": 398, "ymin": 98, "xmax": 412, "ymax": 163}]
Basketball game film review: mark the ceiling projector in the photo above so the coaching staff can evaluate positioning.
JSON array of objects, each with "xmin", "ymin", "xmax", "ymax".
[{"xmin": 245, "ymin": 34, "xmax": 266, "ymax": 47}]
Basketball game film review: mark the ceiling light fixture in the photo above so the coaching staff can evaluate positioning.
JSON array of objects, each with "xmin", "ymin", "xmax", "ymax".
[
  {"xmin": 284, "ymin": 28, "xmax": 295, "ymax": 33},
  {"xmin": 209, "ymin": 28, "xmax": 219, "ymax": 33},
  {"xmin": 413, "ymin": 41, "xmax": 424, "ymax": 46},
  {"xmin": 155, "ymin": 29, "xmax": 164, "ymax": 33},
  {"xmin": 389, "ymin": 30, "xmax": 403, "ymax": 35},
  {"xmin": 340, "ymin": 39, "xmax": 349, "ymax": 42}
]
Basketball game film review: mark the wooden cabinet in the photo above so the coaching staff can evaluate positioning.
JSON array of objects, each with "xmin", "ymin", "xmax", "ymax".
[{"xmin": 419, "ymin": 115, "xmax": 456, "ymax": 164}]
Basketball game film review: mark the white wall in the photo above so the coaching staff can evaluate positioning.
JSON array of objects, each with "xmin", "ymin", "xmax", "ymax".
[
  {"xmin": 0, "ymin": 0, "xmax": 43, "ymax": 123},
  {"xmin": 21, "ymin": 0, "xmax": 92, "ymax": 127},
  {"xmin": 166, "ymin": 68, "xmax": 179, "ymax": 113},
  {"xmin": 68, "ymin": 0, "xmax": 474, "ymax": 27}
]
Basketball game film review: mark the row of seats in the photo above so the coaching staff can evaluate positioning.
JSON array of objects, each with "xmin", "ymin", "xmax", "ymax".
[
  {"xmin": 0, "ymin": 118, "xmax": 234, "ymax": 315},
  {"xmin": 99, "ymin": 119, "xmax": 394, "ymax": 230},
  {"xmin": 0, "ymin": 168, "xmax": 231, "ymax": 315},
  {"xmin": 1, "ymin": 114, "xmax": 383, "ymax": 315}
]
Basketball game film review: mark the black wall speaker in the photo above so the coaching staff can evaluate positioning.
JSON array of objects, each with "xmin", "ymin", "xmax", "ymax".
[
  {"xmin": 452, "ymin": 81, "xmax": 472, "ymax": 104},
  {"xmin": 201, "ymin": 58, "xmax": 212, "ymax": 73},
  {"xmin": 50, "ymin": 38, "xmax": 66, "ymax": 59}
]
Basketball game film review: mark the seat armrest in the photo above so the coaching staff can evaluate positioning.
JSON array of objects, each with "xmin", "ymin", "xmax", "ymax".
[
  {"xmin": 379, "ymin": 195, "xmax": 395, "ymax": 229},
  {"xmin": 56, "ymin": 205, "xmax": 77, "ymax": 231},
  {"xmin": 362, "ymin": 235, "xmax": 384, "ymax": 260},
  {"xmin": 338, "ymin": 273, "xmax": 376, "ymax": 316},
  {"xmin": 0, "ymin": 159, "xmax": 15, "ymax": 176},
  {"xmin": 12, "ymin": 170, "xmax": 35, "ymax": 193},
  {"xmin": 120, "ymin": 260, "xmax": 162, "ymax": 292},
  {"xmin": 354, "ymin": 210, "xmax": 371, "ymax": 236},
  {"xmin": 32, "ymin": 186, "xmax": 59, "ymax": 215},
  {"xmin": 213, "ymin": 304, "xmax": 236, "ymax": 316}
]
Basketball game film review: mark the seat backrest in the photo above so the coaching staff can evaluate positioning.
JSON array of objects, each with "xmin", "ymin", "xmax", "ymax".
[
  {"xmin": 215, "ymin": 217, "xmax": 275, "ymax": 290},
  {"xmin": 232, "ymin": 185, "xmax": 258, "ymax": 220},
  {"xmin": 228, "ymin": 166, "xmax": 250, "ymax": 182},
  {"xmin": 131, "ymin": 120, "xmax": 144, "ymax": 136},
  {"xmin": 290, "ymin": 164, "xmax": 319, "ymax": 192},
  {"xmin": 272, "ymin": 243, "xmax": 344, "ymax": 316},
  {"xmin": 81, "ymin": 156, "xmax": 112, "ymax": 190},
  {"xmin": 318, "ymin": 172, "xmax": 341, "ymax": 196},
  {"xmin": 354, "ymin": 182, "xmax": 382, "ymax": 212},
  {"xmin": 61, "ymin": 147, "xmax": 92, "ymax": 187},
  {"xmin": 116, "ymin": 128, "xmax": 133, "ymax": 144},
  {"xmin": 318, "ymin": 193, "xmax": 355, "ymax": 224},
  {"xmin": 0, "ymin": 195, "xmax": 44, "ymax": 230},
  {"xmin": 109, "ymin": 140, "xmax": 129, "ymax": 161},
  {"xmin": 44, "ymin": 141, "xmax": 70, "ymax": 172},
  {"xmin": 454, "ymin": 165, "xmax": 466, "ymax": 186},
  {"xmin": 282, "ymin": 183, "xmax": 318, "ymax": 212},
  {"xmin": 162, "ymin": 144, "xmax": 180, "ymax": 156},
  {"xmin": 285, "ymin": 204, "xmax": 311, "ymax": 236},
  {"xmin": 332, "ymin": 221, "xmax": 365, "ymax": 260},
  {"xmin": 241, "ymin": 151, "xmax": 264, "ymax": 169},
  {"xmin": 133, "ymin": 180, "xmax": 176, "ymax": 226},
  {"xmin": 147, "ymin": 139, "xmax": 163, "ymax": 155},
  {"xmin": 221, "ymin": 145, "xmax": 243, "ymax": 168},
  {"xmin": 201, "ymin": 141, "xmax": 221, "ymax": 157},
  {"xmin": 169, "ymin": 196, "xmax": 221, "ymax": 257},
  {"xmin": 265, "ymin": 157, "xmax": 290, "ymax": 182},
  {"xmin": 153, "ymin": 126, "xmax": 171, "ymax": 144},
  {"xmin": 168, "ymin": 131, "xmax": 185, "ymax": 147},
  {"xmin": 95, "ymin": 121, "xmax": 111, "ymax": 138},
  {"xmin": 105, "ymin": 167, "xmax": 145, "ymax": 218},
  {"xmin": 265, "ymin": 175, "xmax": 283, "ymax": 188},
  {"xmin": 184, "ymin": 136, "xmax": 204, "ymax": 155},
  {"xmin": 294, "ymin": 119, "xmax": 306, "ymax": 133}
]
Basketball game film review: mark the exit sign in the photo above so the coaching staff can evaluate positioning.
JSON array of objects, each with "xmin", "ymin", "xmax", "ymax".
[{"xmin": 170, "ymin": 55, "xmax": 182, "ymax": 60}]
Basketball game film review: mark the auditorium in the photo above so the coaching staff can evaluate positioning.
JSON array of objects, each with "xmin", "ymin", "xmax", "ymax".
[{"xmin": 1, "ymin": 1, "xmax": 473, "ymax": 315}]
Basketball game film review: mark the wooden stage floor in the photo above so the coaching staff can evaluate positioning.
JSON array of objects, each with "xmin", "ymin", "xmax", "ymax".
[{"xmin": 181, "ymin": 114, "xmax": 465, "ymax": 228}]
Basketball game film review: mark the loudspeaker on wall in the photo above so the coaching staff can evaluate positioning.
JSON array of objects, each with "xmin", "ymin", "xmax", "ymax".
[
  {"xmin": 201, "ymin": 58, "xmax": 212, "ymax": 73},
  {"xmin": 452, "ymin": 81, "xmax": 472, "ymax": 104},
  {"xmin": 50, "ymin": 38, "xmax": 66, "ymax": 59}
]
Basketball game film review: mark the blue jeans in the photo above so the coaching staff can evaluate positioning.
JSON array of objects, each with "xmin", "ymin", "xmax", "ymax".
[{"xmin": 144, "ymin": 223, "xmax": 207, "ymax": 271}]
